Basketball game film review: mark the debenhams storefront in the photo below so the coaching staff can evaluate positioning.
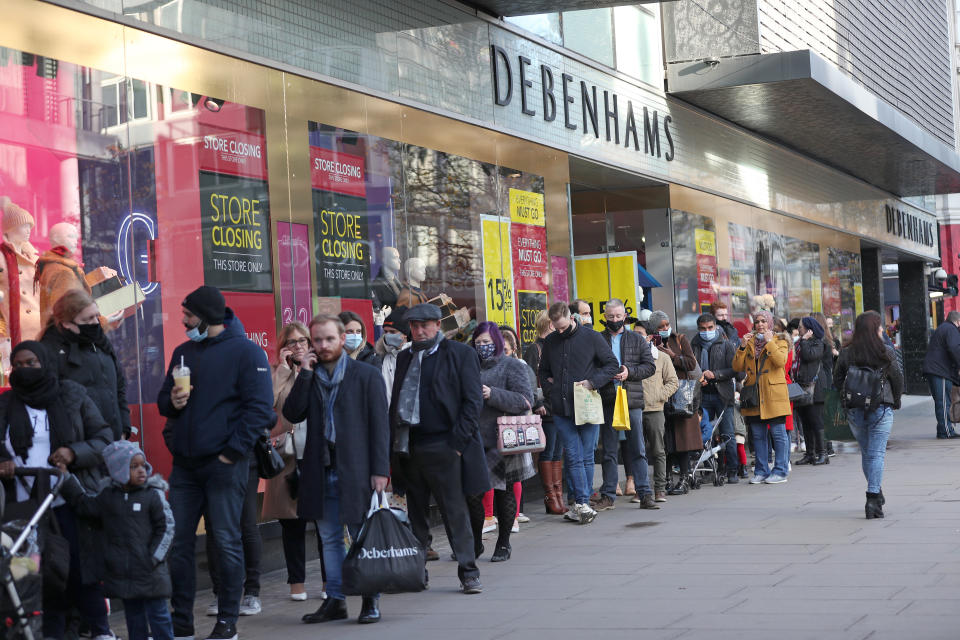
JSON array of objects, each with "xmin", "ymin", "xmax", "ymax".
[{"xmin": 0, "ymin": 0, "xmax": 941, "ymax": 469}]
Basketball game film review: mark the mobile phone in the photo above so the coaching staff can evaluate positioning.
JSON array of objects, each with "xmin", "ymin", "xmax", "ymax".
[
  {"xmin": 651, "ymin": 334, "xmax": 663, "ymax": 347},
  {"xmin": 286, "ymin": 354, "xmax": 301, "ymax": 367}
]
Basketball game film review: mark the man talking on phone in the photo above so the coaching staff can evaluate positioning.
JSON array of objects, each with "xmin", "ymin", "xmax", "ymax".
[{"xmin": 158, "ymin": 286, "xmax": 274, "ymax": 640}]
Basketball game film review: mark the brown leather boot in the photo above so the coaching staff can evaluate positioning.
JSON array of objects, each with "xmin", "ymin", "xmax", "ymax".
[
  {"xmin": 539, "ymin": 461, "xmax": 557, "ymax": 514},
  {"xmin": 548, "ymin": 460, "xmax": 566, "ymax": 514}
]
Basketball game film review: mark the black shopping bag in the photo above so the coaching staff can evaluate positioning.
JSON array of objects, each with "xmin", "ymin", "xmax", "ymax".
[{"xmin": 342, "ymin": 493, "xmax": 427, "ymax": 596}]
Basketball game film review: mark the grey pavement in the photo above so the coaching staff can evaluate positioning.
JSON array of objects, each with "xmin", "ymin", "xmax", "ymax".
[{"xmin": 115, "ymin": 395, "xmax": 960, "ymax": 640}]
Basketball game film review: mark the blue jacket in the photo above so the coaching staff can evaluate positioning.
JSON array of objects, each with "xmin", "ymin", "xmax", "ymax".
[
  {"xmin": 922, "ymin": 321, "xmax": 960, "ymax": 384},
  {"xmin": 158, "ymin": 309, "xmax": 274, "ymax": 466}
]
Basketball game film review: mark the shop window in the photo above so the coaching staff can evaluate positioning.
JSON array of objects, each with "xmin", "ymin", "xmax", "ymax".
[
  {"xmin": 562, "ymin": 8, "xmax": 615, "ymax": 68},
  {"xmin": 672, "ymin": 210, "xmax": 717, "ymax": 336},
  {"xmin": 613, "ymin": 5, "xmax": 663, "ymax": 87}
]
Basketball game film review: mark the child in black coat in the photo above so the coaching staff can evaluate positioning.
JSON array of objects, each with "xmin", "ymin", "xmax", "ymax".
[{"xmin": 62, "ymin": 440, "xmax": 175, "ymax": 640}]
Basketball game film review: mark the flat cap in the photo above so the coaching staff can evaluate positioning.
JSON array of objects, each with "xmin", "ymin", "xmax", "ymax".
[{"xmin": 406, "ymin": 303, "xmax": 442, "ymax": 322}]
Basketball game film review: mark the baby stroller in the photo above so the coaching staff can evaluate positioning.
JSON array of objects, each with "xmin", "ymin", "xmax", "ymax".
[
  {"xmin": 691, "ymin": 407, "xmax": 732, "ymax": 488},
  {"xmin": 0, "ymin": 468, "xmax": 65, "ymax": 640}
]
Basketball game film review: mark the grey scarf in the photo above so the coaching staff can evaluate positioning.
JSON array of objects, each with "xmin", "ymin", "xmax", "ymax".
[
  {"xmin": 396, "ymin": 332, "xmax": 444, "ymax": 426},
  {"xmin": 313, "ymin": 351, "xmax": 348, "ymax": 444}
]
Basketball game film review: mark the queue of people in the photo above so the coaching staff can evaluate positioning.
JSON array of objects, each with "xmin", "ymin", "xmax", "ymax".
[{"xmin": 0, "ymin": 282, "xmax": 910, "ymax": 640}]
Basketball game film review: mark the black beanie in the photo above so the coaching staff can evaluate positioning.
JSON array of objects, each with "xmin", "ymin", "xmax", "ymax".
[{"xmin": 183, "ymin": 286, "xmax": 226, "ymax": 325}]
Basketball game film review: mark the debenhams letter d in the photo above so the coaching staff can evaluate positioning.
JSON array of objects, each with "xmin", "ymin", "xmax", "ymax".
[{"xmin": 490, "ymin": 45, "xmax": 675, "ymax": 162}]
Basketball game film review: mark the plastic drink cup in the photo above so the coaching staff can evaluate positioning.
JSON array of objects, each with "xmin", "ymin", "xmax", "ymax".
[{"xmin": 173, "ymin": 364, "xmax": 191, "ymax": 394}]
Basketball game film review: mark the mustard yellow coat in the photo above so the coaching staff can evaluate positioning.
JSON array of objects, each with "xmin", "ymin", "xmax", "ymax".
[{"xmin": 732, "ymin": 334, "xmax": 792, "ymax": 421}]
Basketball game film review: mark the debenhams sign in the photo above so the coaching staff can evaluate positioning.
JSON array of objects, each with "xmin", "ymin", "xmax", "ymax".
[{"xmin": 490, "ymin": 45, "xmax": 676, "ymax": 162}]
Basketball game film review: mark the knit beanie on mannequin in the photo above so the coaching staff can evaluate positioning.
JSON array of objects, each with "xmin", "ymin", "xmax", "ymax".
[{"xmin": 2, "ymin": 202, "xmax": 34, "ymax": 234}]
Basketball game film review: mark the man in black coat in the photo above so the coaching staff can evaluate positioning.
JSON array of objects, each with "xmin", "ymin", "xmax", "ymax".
[
  {"xmin": 596, "ymin": 299, "xmax": 657, "ymax": 510},
  {"xmin": 539, "ymin": 302, "xmax": 619, "ymax": 524},
  {"xmin": 691, "ymin": 312, "xmax": 741, "ymax": 482},
  {"xmin": 390, "ymin": 304, "xmax": 488, "ymax": 595},
  {"xmin": 922, "ymin": 310, "xmax": 960, "ymax": 438},
  {"xmin": 283, "ymin": 314, "xmax": 391, "ymax": 624}
]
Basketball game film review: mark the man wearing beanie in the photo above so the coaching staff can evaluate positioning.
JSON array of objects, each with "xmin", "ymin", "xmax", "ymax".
[{"xmin": 157, "ymin": 285, "xmax": 274, "ymax": 640}]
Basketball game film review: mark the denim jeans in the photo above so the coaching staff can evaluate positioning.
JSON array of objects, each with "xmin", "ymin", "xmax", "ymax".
[
  {"xmin": 554, "ymin": 415, "xmax": 600, "ymax": 504},
  {"xmin": 316, "ymin": 468, "xmax": 370, "ymax": 600},
  {"xmin": 701, "ymin": 393, "xmax": 737, "ymax": 472},
  {"xmin": 124, "ymin": 598, "xmax": 174, "ymax": 640},
  {"xmin": 600, "ymin": 407, "xmax": 652, "ymax": 497},
  {"xmin": 541, "ymin": 418, "xmax": 562, "ymax": 462},
  {"xmin": 847, "ymin": 406, "xmax": 894, "ymax": 493},
  {"xmin": 927, "ymin": 375, "xmax": 956, "ymax": 437},
  {"xmin": 169, "ymin": 457, "xmax": 248, "ymax": 632},
  {"xmin": 208, "ymin": 463, "xmax": 262, "ymax": 597},
  {"xmin": 748, "ymin": 419, "xmax": 789, "ymax": 478}
]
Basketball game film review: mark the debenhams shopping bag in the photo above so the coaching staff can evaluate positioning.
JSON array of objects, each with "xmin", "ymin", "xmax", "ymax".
[
  {"xmin": 342, "ymin": 493, "xmax": 427, "ymax": 595},
  {"xmin": 573, "ymin": 382, "xmax": 604, "ymax": 425}
]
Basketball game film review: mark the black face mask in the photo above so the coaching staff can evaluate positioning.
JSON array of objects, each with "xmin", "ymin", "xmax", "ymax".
[
  {"xmin": 78, "ymin": 323, "xmax": 104, "ymax": 342},
  {"xmin": 604, "ymin": 320, "xmax": 625, "ymax": 333}
]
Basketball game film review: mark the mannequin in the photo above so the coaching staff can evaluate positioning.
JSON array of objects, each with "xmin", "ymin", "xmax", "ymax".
[
  {"xmin": 35, "ymin": 222, "xmax": 119, "ymax": 329},
  {"xmin": 0, "ymin": 201, "xmax": 41, "ymax": 344},
  {"xmin": 396, "ymin": 257, "xmax": 428, "ymax": 307},
  {"xmin": 371, "ymin": 247, "xmax": 403, "ymax": 311}
]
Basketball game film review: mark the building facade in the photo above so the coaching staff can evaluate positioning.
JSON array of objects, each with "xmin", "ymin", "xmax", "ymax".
[{"xmin": 0, "ymin": 0, "xmax": 953, "ymax": 471}]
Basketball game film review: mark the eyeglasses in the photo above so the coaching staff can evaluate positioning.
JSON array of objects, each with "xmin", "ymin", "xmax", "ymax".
[{"xmin": 284, "ymin": 337, "xmax": 310, "ymax": 348}]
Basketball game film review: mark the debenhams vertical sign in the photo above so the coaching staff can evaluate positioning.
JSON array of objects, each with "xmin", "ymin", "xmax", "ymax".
[{"xmin": 490, "ymin": 45, "xmax": 676, "ymax": 161}]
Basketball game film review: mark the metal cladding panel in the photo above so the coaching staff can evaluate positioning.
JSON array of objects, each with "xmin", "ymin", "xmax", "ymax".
[{"xmin": 466, "ymin": 0, "xmax": 669, "ymax": 17}]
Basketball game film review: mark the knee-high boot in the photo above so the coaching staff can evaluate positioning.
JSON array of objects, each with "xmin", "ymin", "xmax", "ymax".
[{"xmin": 539, "ymin": 461, "xmax": 563, "ymax": 514}]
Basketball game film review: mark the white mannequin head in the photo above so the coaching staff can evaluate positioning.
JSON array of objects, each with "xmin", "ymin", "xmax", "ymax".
[
  {"xmin": 50, "ymin": 222, "xmax": 80, "ymax": 255},
  {"xmin": 382, "ymin": 247, "xmax": 401, "ymax": 275},
  {"xmin": 405, "ymin": 257, "xmax": 426, "ymax": 287}
]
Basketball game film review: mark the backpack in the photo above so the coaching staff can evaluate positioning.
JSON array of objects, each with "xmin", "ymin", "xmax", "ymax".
[{"xmin": 842, "ymin": 364, "xmax": 885, "ymax": 410}]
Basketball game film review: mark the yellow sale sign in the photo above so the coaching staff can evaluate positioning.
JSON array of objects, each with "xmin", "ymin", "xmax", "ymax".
[
  {"xmin": 481, "ymin": 216, "xmax": 514, "ymax": 326},
  {"xmin": 509, "ymin": 188, "xmax": 545, "ymax": 226},
  {"xmin": 811, "ymin": 276, "xmax": 822, "ymax": 313},
  {"xmin": 854, "ymin": 283, "xmax": 864, "ymax": 315},
  {"xmin": 574, "ymin": 252, "xmax": 640, "ymax": 330}
]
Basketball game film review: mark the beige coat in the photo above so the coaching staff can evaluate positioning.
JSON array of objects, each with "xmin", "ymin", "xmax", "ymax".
[
  {"xmin": 0, "ymin": 240, "xmax": 41, "ymax": 341},
  {"xmin": 642, "ymin": 346, "xmax": 679, "ymax": 412},
  {"xmin": 261, "ymin": 363, "xmax": 303, "ymax": 521}
]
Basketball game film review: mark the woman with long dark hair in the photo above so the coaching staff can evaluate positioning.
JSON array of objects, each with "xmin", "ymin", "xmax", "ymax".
[
  {"xmin": 793, "ymin": 317, "xmax": 830, "ymax": 465},
  {"xmin": 833, "ymin": 311, "xmax": 903, "ymax": 518}
]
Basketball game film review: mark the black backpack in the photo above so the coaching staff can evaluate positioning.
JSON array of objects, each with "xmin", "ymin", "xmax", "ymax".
[{"xmin": 842, "ymin": 365, "xmax": 885, "ymax": 409}]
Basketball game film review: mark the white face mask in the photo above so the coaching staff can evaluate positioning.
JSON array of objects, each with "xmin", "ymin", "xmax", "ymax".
[{"xmin": 792, "ymin": 335, "xmax": 800, "ymax": 344}]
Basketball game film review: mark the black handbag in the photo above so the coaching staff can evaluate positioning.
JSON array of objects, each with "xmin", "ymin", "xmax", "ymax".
[
  {"xmin": 254, "ymin": 434, "xmax": 285, "ymax": 479},
  {"xmin": 739, "ymin": 352, "xmax": 766, "ymax": 409}
]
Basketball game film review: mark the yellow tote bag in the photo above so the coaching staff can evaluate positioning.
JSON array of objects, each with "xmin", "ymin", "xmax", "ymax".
[{"xmin": 612, "ymin": 385, "xmax": 630, "ymax": 431}]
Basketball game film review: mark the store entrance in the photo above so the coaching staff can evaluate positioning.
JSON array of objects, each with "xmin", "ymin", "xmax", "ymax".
[{"xmin": 568, "ymin": 157, "xmax": 670, "ymax": 323}]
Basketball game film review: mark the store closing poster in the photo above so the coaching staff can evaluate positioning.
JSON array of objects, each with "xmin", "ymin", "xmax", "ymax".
[
  {"xmin": 509, "ymin": 188, "xmax": 548, "ymax": 350},
  {"xmin": 574, "ymin": 252, "xmax": 640, "ymax": 329},
  {"xmin": 695, "ymin": 228, "xmax": 718, "ymax": 311},
  {"xmin": 481, "ymin": 215, "xmax": 514, "ymax": 327},
  {"xmin": 198, "ymin": 127, "xmax": 272, "ymax": 292}
]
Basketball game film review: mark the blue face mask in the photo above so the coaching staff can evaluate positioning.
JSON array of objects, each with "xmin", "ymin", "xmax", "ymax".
[
  {"xmin": 699, "ymin": 329, "xmax": 718, "ymax": 341},
  {"xmin": 383, "ymin": 333, "xmax": 405, "ymax": 349},
  {"xmin": 186, "ymin": 324, "xmax": 207, "ymax": 342},
  {"xmin": 345, "ymin": 334, "xmax": 364, "ymax": 351},
  {"xmin": 658, "ymin": 330, "xmax": 671, "ymax": 340},
  {"xmin": 476, "ymin": 343, "xmax": 497, "ymax": 360}
]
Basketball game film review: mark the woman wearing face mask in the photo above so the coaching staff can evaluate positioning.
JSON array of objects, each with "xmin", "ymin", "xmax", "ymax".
[
  {"xmin": 338, "ymin": 311, "xmax": 382, "ymax": 368},
  {"xmin": 374, "ymin": 307, "xmax": 410, "ymax": 397},
  {"xmin": 647, "ymin": 310, "xmax": 702, "ymax": 495},
  {"xmin": 793, "ymin": 317, "xmax": 830, "ymax": 466},
  {"xmin": 467, "ymin": 322, "xmax": 534, "ymax": 562},
  {"xmin": 0, "ymin": 341, "xmax": 112, "ymax": 640},
  {"xmin": 40, "ymin": 289, "xmax": 131, "ymax": 441},
  {"xmin": 262, "ymin": 322, "xmax": 327, "ymax": 602},
  {"xmin": 733, "ymin": 311, "xmax": 792, "ymax": 484}
]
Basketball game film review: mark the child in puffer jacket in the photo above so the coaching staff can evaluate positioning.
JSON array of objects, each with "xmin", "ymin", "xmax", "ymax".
[{"xmin": 62, "ymin": 440, "xmax": 175, "ymax": 640}]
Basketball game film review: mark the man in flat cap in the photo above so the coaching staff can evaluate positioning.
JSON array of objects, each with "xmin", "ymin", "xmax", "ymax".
[
  {"xmin": 157, "ymin": 285, "xmax": 274, "ymax": 640},
  {"xmin": 390, "ymin": 303, "xmax": 489, "ymax": 594}
]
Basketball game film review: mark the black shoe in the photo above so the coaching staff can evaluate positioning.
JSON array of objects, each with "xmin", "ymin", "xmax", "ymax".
[
  {"xmin": 878, "ymin": 489, "xmax": 885, "ymax": 506},
  {"xmin": 737, "ymin": 464, "xmax": 748, "ymax": 478},
  {"xmin": 865, "ymin": 492, "xmax": 884, "ymax": 519},
  {"xmin": 725, "ymin": 472, "xmax": 740, "ymax": 485},
  {"xmin": 358, "ymin": 597, "xmax": 380, "ymax": 624},
  {"xmin": 491, "ymin": 544, "xmax": 511, "ymax": 562},
  {"xmin": 667, "ymin": 478, "xmax": 688, "ymax": 495},
  {"xmin": 937, "ymin": 433, "xmax": 950, "ymax": 439},
  {"xmin": 302, "ymin": 598, "xmax": 348, "ymax": 624},
  {"xmin": 812, "ymin": 453, "xmax": 829, "ymax": 465},
  {"xmin": 826, "ymin": 443, "xmax": 837, "ymax": 456},
  {"xmin": 425, "ymin": 547, "xmax": 439, "ymax": 562},
  {"xmin": 461, "ymin": 577, "xmax": 483, "ymax": 594},
  {"xmin": 206, "ymin": 622, "xmax": 237, "ymax": 640},
  {"xmin": 174, "ymin": 626, "xmax": 195, "ymax": 640},
  {"xmin": 795, "ymin": 454, "xmax": 815, "ymax": 465}
]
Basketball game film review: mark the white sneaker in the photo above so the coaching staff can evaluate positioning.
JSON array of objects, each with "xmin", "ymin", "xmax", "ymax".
[
  {"xmin": 239, "ymin": 595, "xmax": 261, "ymax": 615},
  {"xmin": 205, "ymin": 600, "xmax": 218, "ymax": 616},
  {"xmin": 749, "ymin": 474, "xmax": 767, "ymax": 485},
  {"xmin": 511, "ymin": 518, "xmax": 520, "ymax": 533},
  {"xmin": 563, "ymin": 506, "xmax": 579, "ymax": 521},
  {"xmin": 516, "ymin": 512, "xmax": 530, "ymax": 523},
  {"xmin": 481, "ymin": 516, "xmax": 498, "ymax": 533},
  {"xmin": 577, "ymin": 503, "xmax": 597, "ymax": 525},
  {"xmin": 289, "ymin": 592, "xmax": 308, "ymax": 601},
  {"xmin": 764, "ymin": 474, "xmax": 788, "ymax": 484}
]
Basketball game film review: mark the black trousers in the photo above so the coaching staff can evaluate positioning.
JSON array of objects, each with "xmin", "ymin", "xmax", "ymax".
[
  {"xmin": 796, "ymin": 402, "xmax": 826, "ymax": 456},
  {"xmin": 207, "ymin": 464, "xmax": 262, "ymax": 597},
  {"xmin": 400, "ymin": 441, "xmax": 479, "ymax": 581},
  {"xmin": 279, "ymin": 518, "xmax": 326, "ymax": 585}
]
